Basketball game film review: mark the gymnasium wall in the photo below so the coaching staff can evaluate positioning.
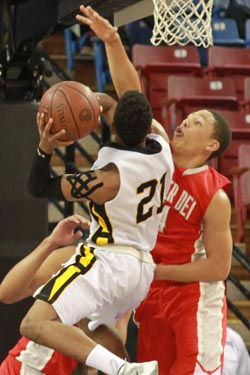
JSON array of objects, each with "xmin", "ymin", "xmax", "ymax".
[{"xmin": 0, "ymin": 101, "xmax": 48, "ymax": 361}]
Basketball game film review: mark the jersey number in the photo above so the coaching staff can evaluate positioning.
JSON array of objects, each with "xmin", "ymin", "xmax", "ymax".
[{"xmin": 136, "ymin": 172, "xmax": 166, "ymax": 223}]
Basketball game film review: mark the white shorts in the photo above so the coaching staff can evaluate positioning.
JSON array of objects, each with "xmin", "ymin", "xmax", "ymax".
[{"xmin": 34, "ymin": 243, "xmax": 155, "ymax": 330}]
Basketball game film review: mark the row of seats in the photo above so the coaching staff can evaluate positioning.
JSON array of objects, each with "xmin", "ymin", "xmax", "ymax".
[
  {"xmin": 64, "ymin": 17, "xmax": 250, "ymax": 93},
  {"xmin": 124, "ymin": 14, "xmax": 250, "ymax": 47},
  {"xmin": 132, "ymin": 44, "xmax": 250, "ymax": 125}
]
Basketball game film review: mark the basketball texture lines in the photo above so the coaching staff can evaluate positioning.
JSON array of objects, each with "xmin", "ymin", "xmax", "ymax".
[{"xmin": 39, "ymin": 81, "xmax": 100, "ymax": 141}]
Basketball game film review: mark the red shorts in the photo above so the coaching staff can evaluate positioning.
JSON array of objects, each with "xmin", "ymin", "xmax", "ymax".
[
  {"xmin": 0, "ymin": 354, "xmax": 20, "ymax": 375},
  {"xmin": 134, "ymin": 281, "xmax": 227, "ymax": 375},
  {"xmin": 0, "ymin": 337, "xmax": 78, "ymax": 375}
]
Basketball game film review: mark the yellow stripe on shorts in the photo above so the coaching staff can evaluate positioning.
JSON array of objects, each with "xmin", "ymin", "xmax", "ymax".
[{"xmin": 36, "ymin": 245, "xmax": 96, "ymax": 304}]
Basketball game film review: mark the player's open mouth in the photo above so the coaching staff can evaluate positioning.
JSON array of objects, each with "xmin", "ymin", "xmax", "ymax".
[{"xmin": 174, "ymin": 127, "xmax": 183, "ymax": 137}]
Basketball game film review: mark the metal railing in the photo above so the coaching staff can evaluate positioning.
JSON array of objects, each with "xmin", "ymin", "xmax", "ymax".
[{"xmin": 227, "ymin": 244, "xmax": 250, "ymax": 330}]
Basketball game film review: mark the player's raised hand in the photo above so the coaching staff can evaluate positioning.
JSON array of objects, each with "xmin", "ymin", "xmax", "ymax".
[
  {"xmin": 37, "ymin": 112, "xmax": 73, "ymax": 154},
  {"xmin": 76, "ymin": 5, "xmax": 118, "ymax": 44}
]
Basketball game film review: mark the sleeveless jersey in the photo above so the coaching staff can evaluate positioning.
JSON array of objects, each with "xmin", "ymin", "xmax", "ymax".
[
  {"xmin": 88, "ymin": 134, "xmax": 174, "ymax": 252},
  {"xmin": 152, "ymin": 163, "xmax": 231, "ymax": 267},
  {"xmin": 0, "ymin": 336, "xmax": 78, "ymax": 375}
]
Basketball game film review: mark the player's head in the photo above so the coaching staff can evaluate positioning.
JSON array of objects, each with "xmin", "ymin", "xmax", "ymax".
[
  {"xmin": 171, "ymin": 109, "xmax": 231, "ymax": 162},
  {"xmin": 113, "ymin": 90, "xmax": 153, "ymax": 147}
]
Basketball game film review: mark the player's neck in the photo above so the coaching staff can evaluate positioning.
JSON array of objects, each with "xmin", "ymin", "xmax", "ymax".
[{"xmin": 173, "ymin": 154, "xmax": 207, "ymax": 169}]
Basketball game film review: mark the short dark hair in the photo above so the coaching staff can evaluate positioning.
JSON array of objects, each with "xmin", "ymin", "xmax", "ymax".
[
  {"xmin": 113, "ymin": 90, "xmax": 153, "ymax": 147},
  {"xmin": 207, "ymin": 109, "xmax": 232, "ymax": 161}
]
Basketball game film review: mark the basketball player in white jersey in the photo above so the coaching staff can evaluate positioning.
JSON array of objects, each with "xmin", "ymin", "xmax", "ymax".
[{"xmin": 20, "ymin": 89, "xmax": 174, "ymax": 375}]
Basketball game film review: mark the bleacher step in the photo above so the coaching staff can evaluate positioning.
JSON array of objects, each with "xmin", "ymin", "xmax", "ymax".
[
  {"xmin": 226, "ymin": 280, "xmax": 250, "ymax": 300},
  {"xmin": 227, "ymin": 300, "xmax": 250, "ymax": 319}
]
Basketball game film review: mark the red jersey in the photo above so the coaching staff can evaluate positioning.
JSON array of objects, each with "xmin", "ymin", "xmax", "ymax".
[
  {"xmin": 0, "ymin": 336, "xmax": 78, "ymax": 375},
  {"xmin": 152, "ymin": 164, "xmax": 230, "ymax": 267},
  {"xmin": 135, "ymin": 164, "xmax": 230, "ymax": 375}
]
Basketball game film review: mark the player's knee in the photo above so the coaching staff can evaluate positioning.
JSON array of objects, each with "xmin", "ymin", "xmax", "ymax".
[
  {"xmin": 20, "ymin": 314, "xmax": 41, "ymax": 342},
  {"xmin": 108, "ymin": 335, "xmax": 128, "ymax": 359}
]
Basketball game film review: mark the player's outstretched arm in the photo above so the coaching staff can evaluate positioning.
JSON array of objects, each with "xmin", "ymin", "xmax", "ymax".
[
  {"xmin": 95, "ymin": 92, "xmax": 117, "ymax": 126},
  {"xmin": 76, "ymin": 5, "xmax": 141, "ymax": 97},
  {"xmin": 0, "ymin": 215, "xmax": 89, "ymax": 304}
]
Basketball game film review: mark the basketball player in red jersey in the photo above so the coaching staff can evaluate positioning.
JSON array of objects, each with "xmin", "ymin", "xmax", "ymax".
[
  {"xmin": 0, "ymin": 214, "xmax": 126, "ymax": 375},
  {"xmin": 77, "ymin": 6, "xmax": 233, "ymax": 375}
]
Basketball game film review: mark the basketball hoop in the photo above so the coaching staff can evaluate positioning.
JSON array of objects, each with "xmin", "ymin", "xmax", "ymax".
[{"xmin": 151, "ymin": 0, "xmax": 214, "ymax": 48}]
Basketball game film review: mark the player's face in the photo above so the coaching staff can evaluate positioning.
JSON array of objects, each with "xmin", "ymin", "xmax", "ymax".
[{"xmin": 171, "ymin": 109, "xmax": 216, "ymax": 158}]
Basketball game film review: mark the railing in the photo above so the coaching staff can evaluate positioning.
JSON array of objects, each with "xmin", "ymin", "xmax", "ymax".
[{"xmin": 227, "ymin": 244, "xmax": 250, "ymax": 330}]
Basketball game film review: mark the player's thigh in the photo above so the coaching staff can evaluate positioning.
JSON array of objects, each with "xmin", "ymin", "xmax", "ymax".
[
  {"xmin": 171, "ymin": 282, "xmax": 226, "ymax": 375},
  {"xmin": 135, "ymin": 288, "xmax": 176, "ymax": 374}
]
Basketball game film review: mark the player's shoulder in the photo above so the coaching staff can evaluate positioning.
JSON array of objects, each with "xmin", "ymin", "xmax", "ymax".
[{"xmin": 206, "ymin": 188, "xmax": 231, "ymax": 218}]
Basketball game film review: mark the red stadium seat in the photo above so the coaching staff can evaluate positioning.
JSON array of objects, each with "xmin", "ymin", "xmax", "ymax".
[
  {"xmin": 132, "ymin": 44, "xmax": 203, "ymax": 128},
  {"xmin": 209, "ymin": 109, "xmax": 250, "ymax": 199},
  {"xmin": 240, "ymin": 76, "xmax": 250, "ymax": 111},
  {"xmin": 132, "ymin": 44, "xmax": 203, "ymax": 74},
  {"xmin": 230, "ymin": 144, "xmax": 250, "ymax": 243},
  {"xmin": 206, "ymin": 46, "xmax": 250, "ymax": 101},
  {"xmin": 164, "ymin": 76, "xmax": 239, "ymax": 134}
]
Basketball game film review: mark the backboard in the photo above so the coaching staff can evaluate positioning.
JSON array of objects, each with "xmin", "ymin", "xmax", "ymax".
[{"xmin": 58, "ymin": 0, "xmax": 154, "ymax": 26}]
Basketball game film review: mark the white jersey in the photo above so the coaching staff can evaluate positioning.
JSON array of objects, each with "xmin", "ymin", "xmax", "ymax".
[
  {"xmin": 223, "ymin": 327, "xmax": 250, "ymax": 375},
  {"xmin": 88, "ymin": 134, "xmax": 174, "ymax": 252},
  {"xmin": 34, "ymin": 134, "xmax": 173, "ymax": 330}
]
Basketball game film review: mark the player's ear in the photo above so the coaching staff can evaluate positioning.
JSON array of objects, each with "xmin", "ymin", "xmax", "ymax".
[{"xmin": 206, "ymin": 139, "xmax": 220, "ymax": 153}]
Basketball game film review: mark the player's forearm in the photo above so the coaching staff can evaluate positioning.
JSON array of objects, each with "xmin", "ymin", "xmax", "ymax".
[
  {"xmin": 105, "ymin": 35, "xmax": 141, "ymax": 97},
  {"xmin": 154, "ymin": 258, "xmax": 231, "ymax": 283},
  {"xmin": 28, "ymin": 148, "xmax": 64, "ymax": 200},
  {"xmin": 0, "ymin": 237, "xmax": 55, "ymax": 304},
  {"xmin": 96, "ymin": 92, "xmax": 117, "ymax": 125}
]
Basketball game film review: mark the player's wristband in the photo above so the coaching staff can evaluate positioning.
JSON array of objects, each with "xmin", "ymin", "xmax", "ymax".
[{"xmin": 36, "ymin": 147, "xmax": 51, "ymax": 159}]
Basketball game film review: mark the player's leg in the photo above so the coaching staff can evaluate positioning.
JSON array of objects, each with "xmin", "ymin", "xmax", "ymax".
[
  {"xmin": 171, "ymin": 282, "xmax": 227, "ymax": 375},
  {"xmin": 135, "ymin": 287, "xmax": 176, "ymax": 375},
  {"xmin": 20, "ymin": 247, "xmax": 159, "ymax": 375}
]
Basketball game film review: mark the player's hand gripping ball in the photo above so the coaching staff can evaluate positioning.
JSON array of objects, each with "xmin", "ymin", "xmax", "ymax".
[{"xmin": 39, "ymin": 81, "xmax": 100, "ymax": 141}]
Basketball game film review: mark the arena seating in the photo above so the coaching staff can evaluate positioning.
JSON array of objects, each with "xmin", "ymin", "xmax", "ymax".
[
  {"xmin": 231, "ymin": 144, "xmax": 250, "ymax": 243},
  {"xmin": 241, "ymin": 77, "xmax": 250, "ymax": 111},
  {"xmin": 245, "ymin": 19, "xmax": 250, "ymax": 47},
  {"xmin": 211, "ymin": 109, "xmax": 250, "ymax": 198},
  {"xmin": 205, "ymin": 46, "xmax": 250, "ymax": 101},
  {"xmin": 132, "ymin": 44, "xmax": 204, "ymax": 127},
  {"xmin": 211, "ymin": 18, "xmax": 245, "ymax": 46},
  {"xmin": 164, "ymin": 75, "xmax": 239, "ymax": 135}
]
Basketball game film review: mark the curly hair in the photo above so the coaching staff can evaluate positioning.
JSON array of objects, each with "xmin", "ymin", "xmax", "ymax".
[
  {"xmin": 207, "ymin": 109, "xmax": 232, "ymax": 161},
  {"xmin": 113, "ymin": 90, "xmax": 153, "ymax": 147}
]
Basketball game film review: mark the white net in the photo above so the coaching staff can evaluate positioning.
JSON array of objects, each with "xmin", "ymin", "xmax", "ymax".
[{"xmin": 151, "ymin": 0, "xmax": 214, "ymax": 47}]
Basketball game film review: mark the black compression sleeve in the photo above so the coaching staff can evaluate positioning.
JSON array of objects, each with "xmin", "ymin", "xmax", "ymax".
[{"xmin": 27, "ymin": 147, "xmax": 65, "ymax": 200}]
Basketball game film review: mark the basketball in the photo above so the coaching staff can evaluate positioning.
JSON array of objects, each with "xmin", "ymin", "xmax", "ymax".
[{"xmin": 39, "ymin": 81, "xmax": 100, "ymax": 141}]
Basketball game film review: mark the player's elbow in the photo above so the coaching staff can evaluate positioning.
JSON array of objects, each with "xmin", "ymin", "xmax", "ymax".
[
  {"xmin": 220, "ymin": 267, "xmax": 231, "ymax": 281},
  {"xmin": 0, "ymin": 291, "xmax": 16, "ymax": 304},
  {"xmin": 213, "ymin": 262, "xmax": 231, "ymax": 281}
]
